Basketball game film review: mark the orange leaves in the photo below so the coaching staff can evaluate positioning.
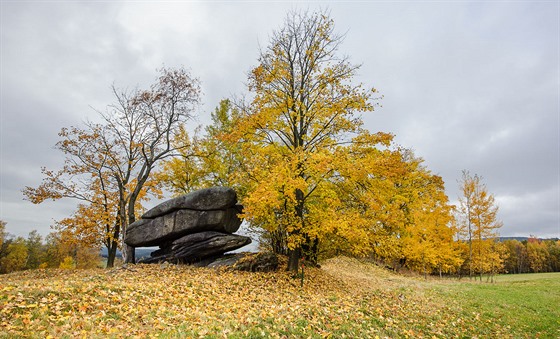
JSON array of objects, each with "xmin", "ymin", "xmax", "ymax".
[
  {"xmin": 23, "ymin": 125, "xmax": 122, "ymax": 252},
  {"xmin": 0, "ymin": 257, "xmax": 527, "ymax": 337},
  {"xmin": 25, "ymin": 67, "xmax": 201, "ymax": 267}
]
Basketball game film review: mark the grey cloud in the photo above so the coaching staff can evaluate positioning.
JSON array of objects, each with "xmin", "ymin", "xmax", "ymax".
[{"xmin": 1, "ymin": 2, "xmax": 558, "ymax": 239}]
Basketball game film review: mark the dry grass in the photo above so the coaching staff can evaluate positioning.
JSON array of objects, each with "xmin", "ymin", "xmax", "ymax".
[{"xmin": 321, "ymin": 256, "xmax": 426, "ymax": 289}]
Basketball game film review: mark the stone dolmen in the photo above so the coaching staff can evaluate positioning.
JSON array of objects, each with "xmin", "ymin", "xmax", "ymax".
[{"xmin": 124, "ymin": 187, "xmax": 251, "ymax": 264}]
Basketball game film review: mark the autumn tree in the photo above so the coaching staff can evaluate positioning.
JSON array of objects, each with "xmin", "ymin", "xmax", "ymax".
[
  {"xmin": 503, "ymin": 239, "xmax": 529, "ymax": 274},
  {"xmin": 457, "ymin": 170, "xmax": 503, "ymax": 279},
  {"xmin": 397, "ymin": 156, "xmax": 463, "ymax": 277},
  {"xmin": 0, "ymin": 220, "xmax": 5, "ymax": 249},
  {"xmin": 25, "ymin": 230, "xmax": 44, "ymax": 269},
  {"xmin": 155, "ymin": 13, "xmax": 464, "ymax": 275},
  {"xmin": 0, "ymin": 237, "xmax": 28, "ymax": 274},
  {"xmin": 225, "ymin": 10, "xmax": 392, "ymax": 271},
  {"xmin": 157, "ymin": 99, "xmax": 242, "ymax": 194},
  {"xmin": 526, "ymin": 237, "xmax": 549, "ymax": 273},
  {"xmin": 546, "ymin": 240, "xmax": 560, "ymax": 272},
  {"xmin": 484, "ymin": 241, "xmax": 508, "ymax": 282},
  {"xmin": 24, "ymin": 68, "xmax": 200, "ymax": 267},
  {"xmin": 42, "ymin": 232, "xmax": 67, "ymax": 268}
]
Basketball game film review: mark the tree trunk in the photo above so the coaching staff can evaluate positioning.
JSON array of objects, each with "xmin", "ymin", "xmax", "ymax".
[
  {"xmin": 124, "ymin": 244, "xmax": 135, "ymax": 264},
  {"xmin": 423, "ymin": 257, "xmax": 427, "ymax": 280},
  {"xmin": 287, "ymin": 247, "xmax": 302, "ymax": 272},
  {"xmin": 128, "ymin": 169, "xmax": 150, "ymax": 226},
  {"xmin": 286, "ymin": 187, "xmax": 306, "ymax": 272},
  {"xmin": 123, "ymin": 202, "xmax": 136, "ymax": 264},
  {"xmin": 123, "ymin": 189, "xmax": 140, "ymax": 264},
  {"xmin": 106, "ymin": 219, "xmax": 122, "ymax": 268},
  {"xmin": 106, "ymin": 240, "xmax": 118, "ymax": 268},
  {"xmin": 271, "ymin": 228, "xmax": 287, "ymax": 255},
  {"xmin": 467, "ymin": 195, "xmax": 473, "ymax": 279}
]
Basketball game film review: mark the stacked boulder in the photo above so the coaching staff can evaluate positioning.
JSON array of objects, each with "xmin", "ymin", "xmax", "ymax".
[{"xmin": 124, "ymin": 187, "xmax": 251, "ymax": 264}]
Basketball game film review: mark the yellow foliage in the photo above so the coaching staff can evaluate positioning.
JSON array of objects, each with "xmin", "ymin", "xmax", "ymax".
[
  {"xmin": 158, "ymin": 12, "xmax": 463, "ymax": 274},
  {"xmin": 394, "ymin": 157, "xmax": 463, "ymax": 275},
  {"xmin": 157, "ymin": 100, "xmax": 243, "ymax": 195},
  {"xmin": 527, "ymin": 238, "xmax": 548, "ymax": 273},
  {"xmin": 225, "ymin": 12, "xmax": 392, "ymax": 269},
  {"xmin": 457, "ymin": 170, "xmax": 504, "ymax": 277},
  {"xmin": 0, "ymin": 238, "xmax": 28, "ymax": 274},
  {"xmin": 59, "ymin": 256, "xmax": 75, "ymax": 269}
]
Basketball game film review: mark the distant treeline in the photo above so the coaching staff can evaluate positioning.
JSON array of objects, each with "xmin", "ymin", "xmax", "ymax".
[
  {"xmin": 2, "ymin": 221, "xmax": 559, "ymax": 275},
  {"xmin": 0, "ymin": 226, "xmax": 101, "ymax": 274},
  {"xmin": 499, "ymin": 236, "xmax": 559, "ymax": 242},
  {"xmin": 500, "ymin": 238, "xmax": 560, "ymax": 274}
]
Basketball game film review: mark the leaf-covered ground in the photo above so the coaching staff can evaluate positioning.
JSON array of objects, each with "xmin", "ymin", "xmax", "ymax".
[{"xmin": 1, "ymin": 257, "xmax": 558, "ymax": 338}]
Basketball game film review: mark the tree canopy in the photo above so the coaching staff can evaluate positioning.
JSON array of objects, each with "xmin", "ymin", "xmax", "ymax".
[
  {"xmin": 224, "ymin": 11, "xmax": 392, "ymax": 270},
  {"xmin": 155, "ymin": 10, "xmax": 464, "ymax": 273},
  {"xmin": 23, "ymin": 68, "xmax": 200, "ymax": 267},
  {"xmin": 18, "ymin": 10, "xmax": 516, "ymax": 278}
]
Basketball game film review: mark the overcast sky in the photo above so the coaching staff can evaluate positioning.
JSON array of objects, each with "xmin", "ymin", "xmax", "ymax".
[{"xmin": 1, "ymin": 1, "xmax": 558, "ymax": 240}]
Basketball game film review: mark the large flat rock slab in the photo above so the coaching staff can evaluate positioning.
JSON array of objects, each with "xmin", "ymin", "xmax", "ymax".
[
  {"xmin": 142, "ymin": 186, "xmax": 238, "ymax": 219},
  {"xmin": 125, "ymin": 207, "xmax": 242, "ymax": 247}
]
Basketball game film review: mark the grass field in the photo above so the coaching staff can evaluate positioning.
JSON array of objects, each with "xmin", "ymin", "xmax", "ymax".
[
  {"xmin": 435, "ymin": 272, "xmax": 560, "ymax": 337},
  {"xmin": 1, "ymin": 257, "xmax": 558, "ymax": 338}
]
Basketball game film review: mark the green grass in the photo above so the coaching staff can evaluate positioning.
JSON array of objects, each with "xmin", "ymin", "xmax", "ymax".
[
  {"xmin": 435, "ymin": 273, "xmax": 560, "ymax": 338},
  {"xmin": 1, "ymin": 258, "xmax": 559, "ymax": 338}
]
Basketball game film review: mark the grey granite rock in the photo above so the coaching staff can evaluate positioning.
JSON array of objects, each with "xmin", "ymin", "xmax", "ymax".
[
  {"xmin": 142, "ymin": 186, "xmax": 237, "ymax": 219},
  {"xmin": 125, "ymin": 207, "xmax": 242, "ymax": 247},
  {"xmin": 138, "ymin": 231, "xmax": 251, "ymax": 264}
]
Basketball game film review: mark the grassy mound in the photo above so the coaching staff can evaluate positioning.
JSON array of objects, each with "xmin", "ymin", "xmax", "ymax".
[{"xmin": 1, "ymin": 257, "xmax": 558, "ymax": 338}]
